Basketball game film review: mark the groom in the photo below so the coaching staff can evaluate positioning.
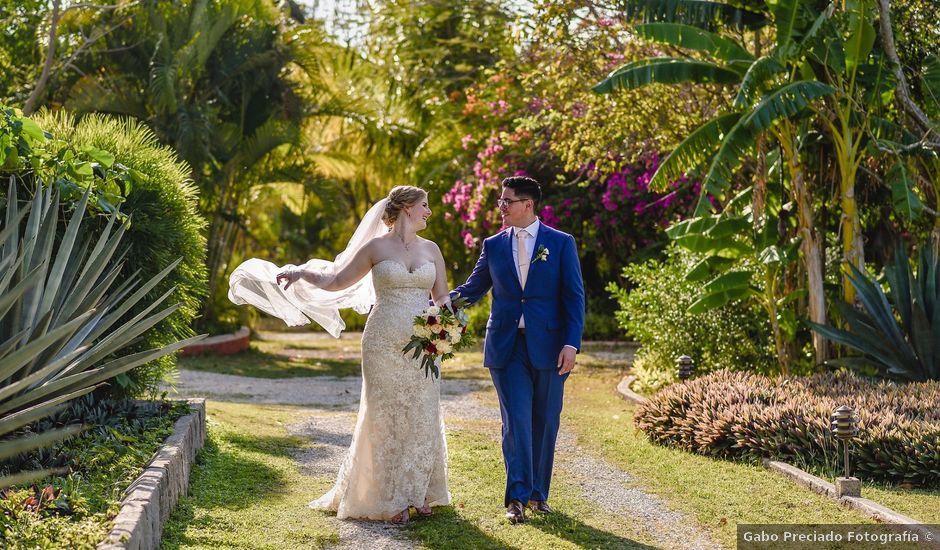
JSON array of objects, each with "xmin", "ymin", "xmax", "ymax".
[{"xmin": 452, "ymin": 176, "xmax": 585, "ymax": 524}]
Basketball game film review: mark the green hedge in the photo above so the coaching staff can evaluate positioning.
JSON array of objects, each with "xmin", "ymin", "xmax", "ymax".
[{"xmin": 635, "ymin": 369, "xmax": 940, "ymax": 487}]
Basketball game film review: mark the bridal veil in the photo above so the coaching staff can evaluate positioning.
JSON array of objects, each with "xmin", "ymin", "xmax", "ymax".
[{"xmin": 227, "ymin": 199, "xmax": 389, "ymax": 337}]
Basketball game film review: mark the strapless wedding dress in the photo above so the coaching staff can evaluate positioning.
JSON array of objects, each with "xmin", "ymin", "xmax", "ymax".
[{"xmin": 310, "ymin": 260, "xmax": 450, "ymax": 519}]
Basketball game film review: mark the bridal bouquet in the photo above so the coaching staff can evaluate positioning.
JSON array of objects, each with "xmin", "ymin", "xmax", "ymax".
[{"xmin": 403, "ymin": 297, "xmax": 475, "ymax": 379}]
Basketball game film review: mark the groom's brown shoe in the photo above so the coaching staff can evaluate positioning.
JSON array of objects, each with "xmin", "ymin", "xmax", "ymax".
[
  {"xmin": 528, "ymin": 500, "xmax": 554, "ymax": 514},
  {"xmin": 506, "ymin": 500, "xmax": 526, "ymax": 524}
]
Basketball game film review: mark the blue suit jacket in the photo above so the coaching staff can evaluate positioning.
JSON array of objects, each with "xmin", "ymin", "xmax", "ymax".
[{"xmin": 453, "ymin": 224, "xmax": 585, "ymax": 369}]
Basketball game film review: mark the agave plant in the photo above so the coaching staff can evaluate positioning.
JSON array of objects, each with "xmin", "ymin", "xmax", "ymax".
[
  {"xmin": 808, "ymin": 245, "xmax": 940, "ymax": 382},
  {"xmin": 0, "ymin": 181, "xmax": 204, "ymax": 487}
]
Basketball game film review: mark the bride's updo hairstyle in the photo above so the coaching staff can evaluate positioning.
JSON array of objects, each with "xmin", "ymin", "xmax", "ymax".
[{"xmin": 382, "ymin": 185, "xmax": 427, "ymax": 227}]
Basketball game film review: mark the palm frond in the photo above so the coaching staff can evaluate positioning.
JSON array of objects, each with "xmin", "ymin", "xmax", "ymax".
[
  {"xmin": 702, "ymin": 80, "xmax": 834, "ymax": 196},
  {"xmin": 633, "ymin": 23, "xmax": 753, "ymax": 62},
  {"xmin": 617, "ymin": 0, "xmax": 768, "ymax": 30},
  {"xmin": 923, "ymin": 54, "xmax": 940, "ymax": 113},
  {"xmin": 649, "ymin": 113, "xmax": 742, "ymax": 192},
  {"xmin": 593, "ymin": 58, "xmax": 740, "ymax": 93},
  {"xmin": 767, "ymin": 0, "xmax": 800, "ymax": 58},
  {"xmin": 734, "ymin": 56, "xmax": 786, "ymax": 108}
]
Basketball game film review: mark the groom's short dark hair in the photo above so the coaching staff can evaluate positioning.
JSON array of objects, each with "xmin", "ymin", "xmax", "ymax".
[{"xmin": 502, "ymin": 176, "xmax": 542, "ymax": 206}]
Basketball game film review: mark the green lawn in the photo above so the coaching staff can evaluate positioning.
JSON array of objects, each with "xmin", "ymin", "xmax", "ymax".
[
  {"xmin": 179, "ymin": 347, "xmax": 362, "ymax": 378},
  {"xmin": 167, "ymin": 341, "xmax": 940, "ymax": 549},
  {"xmin": 161, "ymin": 402, "xmax": 338, "ymax": 549},
  {"xmin": 182, "ymin": 334, "xmax": 629, "ymax": 381},
  {"xmin": 563, "ymin": 370, "xmax": 877, "ymax": 548}
]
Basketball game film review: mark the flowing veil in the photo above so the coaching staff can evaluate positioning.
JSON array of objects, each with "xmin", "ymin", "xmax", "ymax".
[{"xmin": 227, "ymin": 199, "xmax": 390, "ymax": 337}]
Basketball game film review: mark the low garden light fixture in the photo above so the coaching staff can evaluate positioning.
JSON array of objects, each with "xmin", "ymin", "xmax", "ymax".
[
  {"xmin": 831, "ymin": 405, "xmax": 861, "ymax": 497},
  {"xmin": 677, "ymin": 355, "xmax": 694, "ymax": 380}
]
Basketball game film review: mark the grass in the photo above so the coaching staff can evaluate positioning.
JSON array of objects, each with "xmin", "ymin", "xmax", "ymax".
[
  {"xmin": 169, "ymin": 338, "xmax": 940, "ymax": 549},
  {"xmin": 860, "ymin": 484, "xmax": 940, "ymax": 523},
  {"xmin": 178, "ymin": 347, "xmax": 361, "ymax": 378},
  {"xmin": 407, "ymin": 428, "xmax": 661, "ymax": 549},
  {"xmin": 161, "ymin": 401, "xmax": 338, "ymax": 549},
  {"xmin": 182, "ymin": 334, "xmax": 630, "ymax": 382},
  {"xmin": 562, "ymin": 370, "xmax": 878, "ymax": 548}
]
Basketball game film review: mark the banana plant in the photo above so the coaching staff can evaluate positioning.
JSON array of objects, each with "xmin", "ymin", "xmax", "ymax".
[
  {"xmin": 0, "ymin": 181, "xmax": 205, "ymax": 487},
  {"xmin": 593, "ymin": 0, "xmax": 835, "ymax": 363},
  {"xmin": 667, "ymin": 187, "xmax": 802, "ymax": 373},
  {"xmin": 808, "ymin": 244, "xmax": 940, "ymax": 382}
]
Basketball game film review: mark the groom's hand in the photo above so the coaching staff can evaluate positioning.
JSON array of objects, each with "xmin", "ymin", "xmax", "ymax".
[{"xmin": 557, "ymin": 346, "xmax": 577, "ymax": 375}]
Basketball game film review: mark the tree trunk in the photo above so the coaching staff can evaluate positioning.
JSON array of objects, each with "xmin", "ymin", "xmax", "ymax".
[
  {"xmin": 754, "ymin": 133, "xmax": 767, "ymax": 223},
  {"xmin": 875, "ymin": 0, "xmax": 939, "ymax": 144},
  {"xmin": 839, "ymin": 160, "xmax": 864, "ymax": 304},
  {"xmin": 764, "ymin": 269, "xmax": 791, "ymax": 375},
  {"xmin": 785, "ymin": 132, "xmax": 830, "ymax": 363},
  {"xmin": 24, "ymin": 0, "xmax": 61, "ymax": 115}
]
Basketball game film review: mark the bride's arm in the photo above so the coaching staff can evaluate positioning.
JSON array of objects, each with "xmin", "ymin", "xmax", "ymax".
[
  {"xmin": 278, "ymin": 241, "xmax": 375, "ymax": 291},
  {"xmin": 429, "ymin": 242, "xmax": 451, "ymax": 308}
]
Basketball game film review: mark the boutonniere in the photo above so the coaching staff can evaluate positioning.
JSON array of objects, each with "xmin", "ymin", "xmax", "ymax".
[{"xmin": 534, "ymin": 245, "xmax": 549, "ymax": 262}]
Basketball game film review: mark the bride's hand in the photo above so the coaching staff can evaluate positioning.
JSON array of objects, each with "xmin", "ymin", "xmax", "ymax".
[{"xmin": 276, "ymin": 267, "xmax": 303, "ymax": 289}]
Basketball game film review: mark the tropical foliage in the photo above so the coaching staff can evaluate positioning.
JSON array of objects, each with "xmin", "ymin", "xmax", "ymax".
[
  {"xmin": 636, "ymin": 369, "xmax": 940, "ymax": 486},
  {"xmin": 593, "ymin": 0, "xmax": 940, "ymax": 372},
  {"xmin": 608, "ymin": 245, "xmax": 775, "ymax": 379},
  {"xmin": 0, "ymin": 181, "xmax": 203, "ymax": 487},
  {"xmin": 0, "ymin": 106, "xmax": 206, "ymax": 394},
  {"xmin": 809, "ymin": 245, "xmax": 940, "ymax": 382}
]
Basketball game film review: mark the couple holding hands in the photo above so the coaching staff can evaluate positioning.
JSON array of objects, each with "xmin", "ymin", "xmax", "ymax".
[{"xmin": 229, "ymin": 176, "xmax": 585, "ymax": 525}]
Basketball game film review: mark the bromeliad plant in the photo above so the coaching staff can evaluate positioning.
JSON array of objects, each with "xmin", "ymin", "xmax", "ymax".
[
  {"xmin": 0, "ymin": 181, "xmax": 204, "ymax": 487},
  {"xmin": 808, "ymin": 244, "xmax": 940, "ymax": 382}
]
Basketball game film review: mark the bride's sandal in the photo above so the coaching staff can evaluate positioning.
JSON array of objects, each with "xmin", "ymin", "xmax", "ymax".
[
  {"xmin": 389, "ymin": 509, "xmax": 410, "ymax": 524},
  {"xmin": 417, "ymin": 504, "xmax": 433, "ymax": 517}
]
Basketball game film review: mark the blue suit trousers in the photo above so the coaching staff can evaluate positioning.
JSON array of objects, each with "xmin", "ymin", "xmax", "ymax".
[{"xmin": 489, "ymin": 334, "xmax": 568, "ymax": 506}]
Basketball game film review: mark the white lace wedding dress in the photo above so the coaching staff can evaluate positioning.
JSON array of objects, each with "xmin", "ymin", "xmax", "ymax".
[{"xmin": 310, "ymin": 260, "xmax": 450, "ymax": 520}]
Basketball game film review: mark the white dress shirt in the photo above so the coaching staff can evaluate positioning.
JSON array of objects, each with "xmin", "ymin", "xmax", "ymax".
[
  {"xmin": 511, "ymin": 218, "xmax": 541, "ymax": 286},
  {"xmin": 510, "ymin": 219, "xmax": 576, "ymax": 355}
]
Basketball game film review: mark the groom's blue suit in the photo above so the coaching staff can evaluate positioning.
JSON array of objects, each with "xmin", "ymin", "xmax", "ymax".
[{"xmin": 453, "ymin": 222, "xmax": 585, "ymax": 506}]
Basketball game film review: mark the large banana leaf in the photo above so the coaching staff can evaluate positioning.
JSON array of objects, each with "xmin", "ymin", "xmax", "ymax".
[
  {"xmin": 649, "ymin": 113, "xmax": 742, "ymax": 192},
  {"xmin": 922, "ymin": 55, "xmax": 940, "ymax": 113},
  {"xmin": 766, "ymin": 0, "xmax": 800, "ymax": 59},
  {"xmin": 633, "ymin": 23, "xmax": 753, "ymax": 62},
  {"xmin": 618, "ymin": 0, "xmax": 768, "ymax": 30},
  {"xmin": 698, "ymin": 80, "xmax": 834, "ymax": 209},
  {"xmin": 0, "ymin": 181, "xmax": 205, "ymax": 487},
  {"xmin": 593, "ymin": 58, "xmax": 741, "ymax": 93},
  {"xmin": 887, "ymin": 160, "xmax": 923, "ymax": 221},
  {"xmin": 733, "ymin": 56, "xmax": 786, "ymax": 108}
]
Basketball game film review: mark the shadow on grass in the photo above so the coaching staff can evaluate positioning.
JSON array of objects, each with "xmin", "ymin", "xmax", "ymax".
[
  {"xmin": 407, "ymin": 506, "xmax": 657, "ymax": 550},
  {"xmin": 179, "ymin": 347, "xmax": 362, "ymax": 378},
  {"xmin": 528, "ymin": 510, "xmax": 658, "ymax": 549}
]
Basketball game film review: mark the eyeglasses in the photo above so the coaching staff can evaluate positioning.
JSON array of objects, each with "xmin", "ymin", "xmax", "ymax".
[{"xmin": 496, "ymin": 198, "xmax": 530, "ymax": 208}]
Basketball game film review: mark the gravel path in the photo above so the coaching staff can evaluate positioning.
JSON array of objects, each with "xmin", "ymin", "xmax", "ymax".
[{"xmin": 171, "ymin": 369, "xmax": 721, "ymax": 549}]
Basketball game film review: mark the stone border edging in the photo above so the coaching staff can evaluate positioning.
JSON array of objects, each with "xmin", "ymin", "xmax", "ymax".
[
  {"xmin": 616, "ymin": 375, "xmax": 648, "ymax": 404},
  {"xmin": 98, "ymin": 398, "xmax": 207, "ymax": 550},
  {"xmin": 764, "ymin": 459, "xmax": 940, "ymax": 545},
  {"xmin": 614, "ymin": 376, "xmax": 937, "ymax": 542},
  {"xmin": 180, "ymin": 326, "xmax": 249, "ymax": 356}
]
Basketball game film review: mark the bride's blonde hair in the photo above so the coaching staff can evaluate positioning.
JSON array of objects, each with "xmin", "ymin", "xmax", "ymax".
[{"xmin": 382, "ymin": 186, "xmax": 427, "ymax": 227}]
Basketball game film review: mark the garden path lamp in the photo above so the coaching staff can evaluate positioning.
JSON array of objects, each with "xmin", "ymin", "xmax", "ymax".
[
  {"xmin": 831, "ymin": 405, "xmax": 861, "ymax": 497},
  {"xmin": 677, "ymin": 355, "xmax": 694, "ymax": 381}
]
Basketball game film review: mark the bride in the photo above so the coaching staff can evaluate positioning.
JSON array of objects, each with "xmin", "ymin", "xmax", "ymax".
[{"xmin": 228, "ymin": 186, "xmax": 451, "ymax": 523}]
